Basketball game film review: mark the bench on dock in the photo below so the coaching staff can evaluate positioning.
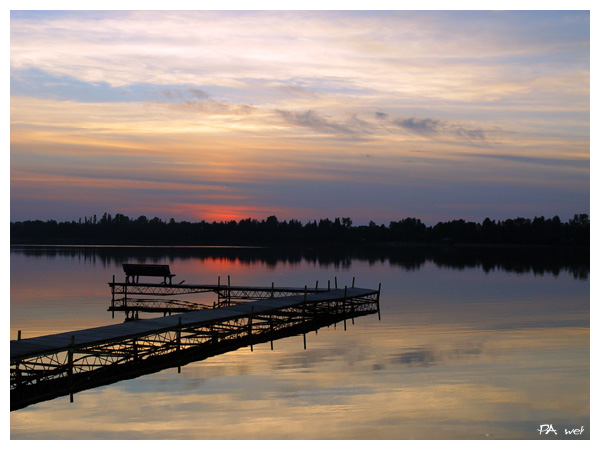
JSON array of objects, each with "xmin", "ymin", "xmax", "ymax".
[{"xmin": 123, "ymin": 264, "xmax": 175, "ymax": 284}]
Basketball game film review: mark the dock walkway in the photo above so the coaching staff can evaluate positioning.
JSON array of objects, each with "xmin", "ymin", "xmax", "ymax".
[{"xmin": 12, "ymin": 287, "xmax": 376, "ymax": 361}]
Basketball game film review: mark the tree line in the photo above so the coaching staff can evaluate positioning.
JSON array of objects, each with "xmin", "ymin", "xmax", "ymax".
[
  {"xmin": 10, "ymin": 243, "xmax": 589, "ymax": 280},
  {"xmin": 10, "ymin": 212, "xmax": 589, "ymax": 247}
]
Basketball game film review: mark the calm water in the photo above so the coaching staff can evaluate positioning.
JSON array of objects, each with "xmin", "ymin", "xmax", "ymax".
[{"xmin": 10, "ymin": 246, "xmax": 589, "ymax": 439}]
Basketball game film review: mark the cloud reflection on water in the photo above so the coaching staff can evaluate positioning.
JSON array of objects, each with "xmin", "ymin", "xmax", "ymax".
[{"xmin": 9, "ymin": 247, "xmax": 589, "ymax": 439}]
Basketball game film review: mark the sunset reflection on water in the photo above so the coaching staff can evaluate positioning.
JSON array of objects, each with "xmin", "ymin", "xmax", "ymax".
[{"xmin": 10, "ymin": 246, "xmax": 589, "ymax": 439}]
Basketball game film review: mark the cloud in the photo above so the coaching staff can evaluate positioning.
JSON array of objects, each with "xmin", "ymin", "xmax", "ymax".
[
  {"xmin": 275, "ymin": 109, "xmax": 363, "ymax": 136},
  {"xmin": 162, "ymin": 88, "xmax": 210, "ymax": 101},
  {"xmin": 274, "ymin": 108, "xmax": 492, "ymax": 143},
  {"xmin": 390, "ymin": 116, "xmax": 489, "ymax": 142},
  {"xmin": 187, "ymin": 88, "xmax": 210, "ymax": 100},
  {"xmin": 160, "ymin": 88, "xmax": 256, "ymax": 116},
  {"xmin": 394, "ymin": 117, "xmax": 443, "ymax": 136},
  {"xmin": 277, "ymin": 85, "xmax": 319, "ymax": 98},
  {"xmin": 451, "ymin": 125, "xmax": 486, "ymax": 141},
  {"xmin": 9, "ymin": 11, "xmax": 589, "ymax": 224},
  {"xmin": 467, "ymin": 152, "xmax": 589, "ymax": 169}
]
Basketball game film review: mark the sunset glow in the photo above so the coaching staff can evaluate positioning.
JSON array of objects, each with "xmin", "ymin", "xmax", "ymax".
[{"xmin": 10, "ymin": 10, "xmax": 590, "ymax": 224}]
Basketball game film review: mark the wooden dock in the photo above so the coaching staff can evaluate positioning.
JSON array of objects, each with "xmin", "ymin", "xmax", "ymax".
[
  {"xmin": 13, "ymin": 287, "xmax": 378, "ymax": 361},
  {"xmin": 11, "ymin": 283, "xmax": 381, "ymax": 411},
  {"xmin": 108, "ymin": 274, "xmax": 358, "ymax": 317}
]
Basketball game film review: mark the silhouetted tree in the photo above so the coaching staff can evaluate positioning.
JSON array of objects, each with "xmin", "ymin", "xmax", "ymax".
[{"xmin": 9, "ymin": 212, "xmax": 591, "ymax": 248}]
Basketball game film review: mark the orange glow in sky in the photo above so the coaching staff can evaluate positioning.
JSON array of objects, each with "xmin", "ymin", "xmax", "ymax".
[{"xmin": 9, "ymin": 10, "xmax": 590, "ymax": 224}]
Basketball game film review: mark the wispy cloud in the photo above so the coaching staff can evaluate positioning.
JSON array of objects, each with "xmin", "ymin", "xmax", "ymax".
[
  {"xmin": 159, "ymin": 88, "xmax": 256, "ymax": 115},
  {"xmin": 393, "ymin": 118, "xmax": 443, "ymax": 137},
  {"xmin": 9, "ymin": 11, "xmax": 590, "ymax": 223},
  {"xmin": 276, "ymin": 85, "xmax": 320, "ymax": 98},
  {"xmin": 276, "ymin": 108, "xmax": 492, "ymax": 142},
  {"xmin": 382, "ymin": 115, "xmax": 492, "ymax": 142},
  {"xmin": 162, "ymin": 88, "xmax": 210, "ymax": 101},
  {"xmin": 275, "ymin": 109, "xmax": 370, "ymax": 136}
]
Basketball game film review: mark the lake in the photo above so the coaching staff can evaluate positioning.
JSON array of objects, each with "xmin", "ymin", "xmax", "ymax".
[{"xmin": 9, "ymin": 245, "xmax": 589, "ymax": 439}]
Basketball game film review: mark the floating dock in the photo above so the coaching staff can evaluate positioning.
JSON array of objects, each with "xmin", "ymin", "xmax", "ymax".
[{"xmin": 11, "ymin": 271, "xmax": 381, "ymax": 411}]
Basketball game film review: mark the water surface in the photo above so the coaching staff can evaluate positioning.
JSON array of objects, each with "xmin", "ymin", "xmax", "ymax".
[{"xmin": 10, "ymin": 246, "xmax": 589, "ymax": 439}]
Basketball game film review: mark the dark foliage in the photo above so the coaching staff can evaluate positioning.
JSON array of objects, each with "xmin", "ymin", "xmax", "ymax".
[{"xmin": 10, "ymin": 213, "xmax": 589, "ymax": 247}]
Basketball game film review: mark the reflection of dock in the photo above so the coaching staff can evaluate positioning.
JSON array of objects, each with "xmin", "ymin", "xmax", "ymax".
[
  {"xmin": 108, "ymin": 276, "xmax": 356, "ymax": 318},
  {"xmin": 11, "ymin": 280, "xmax": 381, "ymax": 411}
]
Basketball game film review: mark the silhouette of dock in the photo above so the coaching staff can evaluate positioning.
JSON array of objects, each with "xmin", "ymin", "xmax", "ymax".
[
  {"xmin": 11, "ymin": 269, "xmax": 381, "ymax": 411},
  {"xmin": 108, "ymin": 274, "xmax": 359, "ymax": 318}
]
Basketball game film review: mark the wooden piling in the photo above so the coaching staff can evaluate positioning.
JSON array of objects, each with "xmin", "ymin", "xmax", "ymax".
[
  {"xmin": 111, "ymin": 275, "xmax": 115, "ymax": 319},
  {"xmin": 227, "ymin": 275, "xmax": 231, "ymax": 306},
  {"xmin": 68, "ymin": 335, "xmax": 74, "ymax": 403},
  {"xmin": 343, "ymin": 286, "xmax": 347, "ymax": 331},
  {"xmin": 133, "ymin": 340, "xmax": 138, "ymax": 364},
  {"xmin": 249, "ymin": 306, "xmax": 254, "ymax": 352},
  {"xmin": 303, "ymin": 286, "xmax": 307, "ymax": 349},
  {"xmin": 377, "ymin": 282, "xmax": 381, "ymax": 321},
  {"xmin": 218, "ymin": 276, "xmax": 221, "ymax": 303},
  {"xmin": 269, "ymin": 316, "xmax": 274, "ymax": 350},
  {"xmin": 177, "ymin": 317, "xmax": 182, "ymax": 373}
]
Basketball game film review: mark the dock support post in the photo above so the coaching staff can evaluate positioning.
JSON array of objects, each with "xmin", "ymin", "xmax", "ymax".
[
  {"xmin": 328, "ymin": 280, "xmax": 330, "ymax": 291},
  {"xmin": 335, "ymin": 276, "xmax": 338, "ymax": 289},
  {"xmin": 15, "ymin": 360, "xmax": 22, "ymax": 394},
  {"xmin": 177, "ymin": 317, "xmax": 182, "ymax": 373},
  {"xmin": 343, "ymin": 286, "xmax": 347, "ymax": 331},
  {"xmin": 377, "ymin": 283, "xmax": 381, "ymax": 321},
  {"xmin": 227, "ymin": 275, "xmax": 231, "ymax": 306},
  {"xmin": 133, "ymin": 340, "xmax": 138, "ymax": 364},
  {"xmin": 303, "ymin": 286, "xmax": 307, "ymax": 350},
  {"xmin": 15, "ymin": 330, "xmax": 22, "ymax": 393},
  {"xmin": 68, "ymin": 335, "xmax": 74, "ymax": 403},
  {"xmin": 249, "ymin": 306, "xmax": 254, "ymax": 352},
  {"xmin": 270, "ymin": 316, "xmax": 274, "ymax": 350},
  {"xmin": 271, "ymin": 282, "xmax": 274, "ymax": 299},
  {"xmin": 315, "ymin": 280, "xmax": 318, "ymax": 292},
  {"xmin": 217, "ymin": 276, "xmax": 221, "ymax": 307},
  {"xmin": 111, "ymin": 275, "xmax": 115, "ymax": 319},
  {"xmin": 352, "ymin": 277, "xmax": 355, "ymax": 288}
]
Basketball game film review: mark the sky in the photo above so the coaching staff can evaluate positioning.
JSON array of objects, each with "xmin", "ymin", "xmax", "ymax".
[{"xmin": 9, "ymin": 8, "xmax": 591, "ymax": 225}]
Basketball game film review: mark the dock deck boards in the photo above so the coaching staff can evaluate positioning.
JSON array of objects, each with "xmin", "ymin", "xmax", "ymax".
[
  {"xmin": 109, "ymin": 282, "xmax": 331, "ymax": 292},
  {"xmin": 11, "ymin": 287, "xmax": 376, "ymax": 362}
]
